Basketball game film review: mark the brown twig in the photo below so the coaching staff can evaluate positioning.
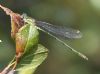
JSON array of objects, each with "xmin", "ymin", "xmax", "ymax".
[{"xmin": 0, "ymin": 4, "xmax": 25, "ymax": 73}]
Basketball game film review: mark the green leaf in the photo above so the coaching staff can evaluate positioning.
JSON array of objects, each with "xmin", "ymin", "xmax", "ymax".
[
  {"xmin": 15, "ymin": 21, "xmax": 39, "ymax": 55},
  {"xmin": 14, "ymin": 16, "xmax": 48, "ymax": 74},
  {"xmin": 24, "ymin": 23, "xmax": 39, "ymax": 54},
  {"xmin": 16, "ymin": 44, "xmax": 48, "ymax": 74}
]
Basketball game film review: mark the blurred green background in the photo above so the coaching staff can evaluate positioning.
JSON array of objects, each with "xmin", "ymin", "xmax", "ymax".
[{"xmin": 0, "ymin": 0, "xmax": 100, "ymax": 74}]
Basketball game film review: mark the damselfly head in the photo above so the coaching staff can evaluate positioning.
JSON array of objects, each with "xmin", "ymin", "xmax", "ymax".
[{"xmin": 21, "ymin": 13, "xmax": 35, "ymax": 26}]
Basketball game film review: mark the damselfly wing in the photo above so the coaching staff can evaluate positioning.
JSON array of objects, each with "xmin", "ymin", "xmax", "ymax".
[{"xmin": 35, "ymin": 21, "xmax": 82, "ymax": 39}]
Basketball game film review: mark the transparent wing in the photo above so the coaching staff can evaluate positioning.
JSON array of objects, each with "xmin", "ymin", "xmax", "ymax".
[{"xmin": 35, "ymin": 21, "xmax": 82, "ymax": 39}]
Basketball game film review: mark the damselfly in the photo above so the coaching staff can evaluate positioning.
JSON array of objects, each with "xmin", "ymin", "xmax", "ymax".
[{"xmin": 22, "ymin": 14, "xmax": 88, "ymax": 60}]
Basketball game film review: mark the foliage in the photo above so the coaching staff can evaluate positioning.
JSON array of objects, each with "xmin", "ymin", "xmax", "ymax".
[{"xmin": 0, "ymin": 5, "xmax": 48, "ymax": 74}]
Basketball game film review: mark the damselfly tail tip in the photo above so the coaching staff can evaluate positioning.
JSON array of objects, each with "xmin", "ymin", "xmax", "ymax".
[{"xmin": 78, "ymin": 52, "xmax": 88, "ymax": 60}]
